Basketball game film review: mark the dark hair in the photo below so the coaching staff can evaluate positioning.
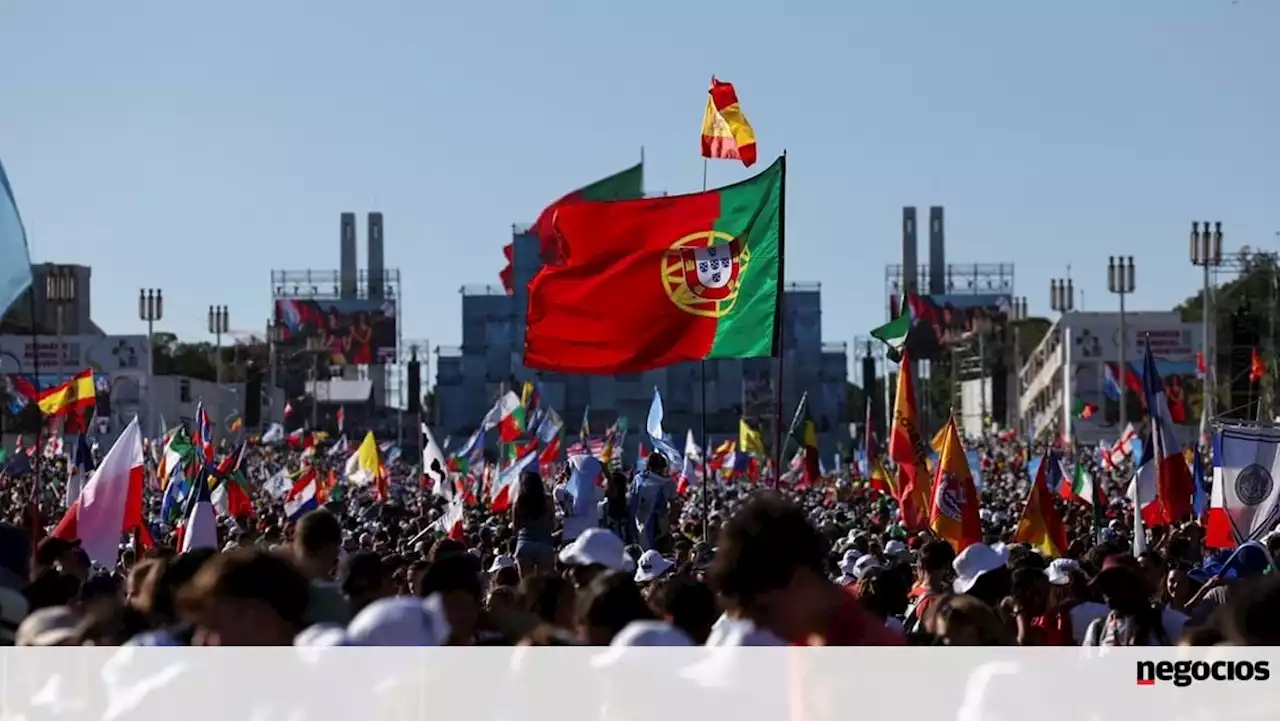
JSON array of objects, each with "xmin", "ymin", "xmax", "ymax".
[
  {"xmin": 919, "ymin": 539, "xmax": 957, "ymax": 574},
  {"xmin": 707, "ymin": 492, "xmax": 826, "ymax": 609},
  {"xmin": 295, "ymin": 510, "xmax": 342, "ymax": 555},
  {"xmin": 419, "ymin": 554, "xmax": 482, "ymax": 601},
  {"xmin": 515, "ymin": 471, "xmax": 548, "ymax": 520},
  {"xmin": 649, "ymin": 575, "xmax": 718, "ymax": 644},
  {"xmin": 179, "ymin": 549, "xmax": 311, "ymax": 632},
  {"xmin": 575, "ymin": 571, "xmax": 654, "ymax": 641},
  {"xmin": 493, "ymin": 566, "xmax": 521, "ymax": 589},
  {"xmin": 646, "ymin": 452, "xmax": 668, "ymax": 475},
  {"xmin": 605, "ymin": 472, "xmax": 629, "ymax": 518},
  {"xmin": 519, "ymin": 574, "xmax": 574, "ymax": 624}
]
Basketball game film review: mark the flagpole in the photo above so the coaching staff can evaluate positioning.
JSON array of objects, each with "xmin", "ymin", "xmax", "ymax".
[
  {"xmin": 27, "ymin": 286, "xmax": 42, "ymax": 563},
  {"xmin": 700, "ymin": 157, "xmax": 711, "ymax": 541},
  {"xmin": 772, "ymin": 152, "xmax": 787, "ymax": 489}
]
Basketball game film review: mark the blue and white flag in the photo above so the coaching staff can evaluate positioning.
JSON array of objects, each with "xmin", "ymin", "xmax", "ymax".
[
  {"xmin": 0, "ymin": 158, "xmax": 32, "ymax": 318},
  {"xmin": 645, "ymin": 387, "xmax": 682, "ymax": 468}
]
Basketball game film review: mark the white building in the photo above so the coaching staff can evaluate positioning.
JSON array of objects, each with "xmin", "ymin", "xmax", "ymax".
[{"xmin": 1017, "ymin": 310, "xmax": 1201, "ymax": 446}]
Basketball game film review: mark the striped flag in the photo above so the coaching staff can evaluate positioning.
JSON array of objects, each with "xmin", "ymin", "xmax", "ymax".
[
  {"xmin": 700, "ymin": 77, "xmax": 757, "ymax": 167},
  {"xmin": 1141, "ymin": 339, "xmax": 1194, "ymax": 523}
]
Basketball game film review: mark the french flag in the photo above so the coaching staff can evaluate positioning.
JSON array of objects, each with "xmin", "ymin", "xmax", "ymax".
[
  {"xmin": 284, "ymin": 468, "xmax": 319, "ymax": 521},
  {"xmin": 1140, "ymin": 338, "xmax": 1194, "ymax": 524}
]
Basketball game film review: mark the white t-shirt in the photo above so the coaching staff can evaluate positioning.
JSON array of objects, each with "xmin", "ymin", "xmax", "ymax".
[{"xmin": 705, "ymin": 614, "xmax": 786, "ymax": 646}]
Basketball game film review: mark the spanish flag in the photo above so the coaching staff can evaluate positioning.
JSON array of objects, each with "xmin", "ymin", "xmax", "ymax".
[
  {"xmin": 739, "ymin": 419, "xmax": 766, "ymax": 457},
  {"xmin": 38, "ymin": 369, "xmax": 96, "ymax": 418},
  {"xmin": 700, "ymin": 77, "xmax": 757, "ymax": 167},
  {"xmin": 887, "ymin": 351, "xmax": 932, "ymax": 532},
  {"xmin": 794, "ymin": 417, "xmax": 820, "ymax": 485},
  {"xmin": 1013, "ymin": 452, "xmax": 1069, "ymax": 558},
  {"xmin": 930, "ymin": 416, "xmax": 983, "ymax": 552}
]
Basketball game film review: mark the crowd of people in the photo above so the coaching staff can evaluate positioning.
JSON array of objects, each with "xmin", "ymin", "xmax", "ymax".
[{"xmin": 0, "ymin": 427, "xmax": 1277, "ymax": 654}]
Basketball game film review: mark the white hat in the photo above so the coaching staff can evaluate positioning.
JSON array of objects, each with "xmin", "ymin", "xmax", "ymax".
[
  {"xmin": 1045, "ymin": 558, "xmax": 1081, "ymax": 586},
  {"xmin": 884, "ymin": 539, "xmax": 910, "ymax": 558},
  {"xmin": 852, "ymin": 554, "xmax": 882, "ymax": 580},
  {"xmin": 557, "ymin": 528, "xmax": 628, "ymax": 571},
  {"xmin": 952, "ymin": 543, "xmax": 1010, "ymax": 594},
  {"xmin": 295, "ymin": 623, "xmax": 350, "ymax": 647},
  {"xmin": 591, "ymin": 621, "xmax": 693, "ymax": 667},
  {"xmin": 15, "ymin": 605, "xmax": 74, "ymax": 647},
  {"xmin": 488, "ymin": 554, "xmax": 516, "ymax": 573},
  {"xmin": 345, "ymin": 594, "xmax": 451, "ymax": 646},
  {"xmin": 837, "ymin": 549, "xmax": 863, "ymax": 575},
  {"xmin": 633, "ymin": 550, "xmax": 674, "ymax": 583}
]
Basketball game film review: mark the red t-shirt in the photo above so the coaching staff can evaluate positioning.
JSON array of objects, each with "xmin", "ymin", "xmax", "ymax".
[{"xmin": 793, "ymin": 587, "xmax": 905, "ymax": 646}]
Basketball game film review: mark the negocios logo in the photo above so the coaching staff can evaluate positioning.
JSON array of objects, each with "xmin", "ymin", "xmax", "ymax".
[{"xmin": 1136, "ymin": 660, "xmax": 1271, "ymax": 687}]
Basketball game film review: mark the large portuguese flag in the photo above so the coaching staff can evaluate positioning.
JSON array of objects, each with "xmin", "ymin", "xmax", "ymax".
[
  {"xmin": 530, "ymin": 163, "xmax": 645, "ymax": 243},
  {"xmin": 525, "ymin": 156, "xmax": 784, "ymax": 374}
]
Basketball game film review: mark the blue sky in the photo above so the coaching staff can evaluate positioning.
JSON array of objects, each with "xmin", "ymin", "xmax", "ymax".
[{"xmin": 1, "ymin": 1, "xmax": 1275, "ymax": 377}]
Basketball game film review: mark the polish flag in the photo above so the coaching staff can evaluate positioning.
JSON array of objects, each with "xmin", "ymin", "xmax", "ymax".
[{"xmin": 51, "ymin": 417, "xmax": 152, "ymax": 567}]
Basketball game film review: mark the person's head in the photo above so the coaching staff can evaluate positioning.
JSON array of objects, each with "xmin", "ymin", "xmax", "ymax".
[
  {"xmin": 179, "ymin": 549, "xmax": 311, "ymax": 646},
  {"xmin": 515, "ymin": 471, "xmax": 548, "ymax": 518},
  {"xmin": 1090, "ymin": 554, "xmax": 1152, "ymax": 615},
  {"xmin": 340, "ymin": 551, "xmax": 396, "ymax": 615},
  {"xmin": 1216, "ymin": 575, "xmax": 1280, "ymax": 645},
  {"xmin": 1137, "ymin": 551, "xmax": 1168, "ymax": 593},
  {"xmin": 707, "ymin": 492, "xmax": 831, "ymax": 643},
  {"xmin": 1164, "ymin": 564, "xmax": 1199, "ymax": 607},
  {"xmin": 574, "ymin": 571, "xmax": 655, "ymax": 645},
  {"xmin": 605, "ymin": 471, "xmax": 629, "ymax": 505},
  {"xmin": 1009, "ymin": 566, "xmax": 1050, "ymax": 617},
  {"xmin": 33, "ymin": 538, "xmax": 79, "ymax": 575},
  {"xmin": 952, "ymin": 543, "xmax": 1012, "ymax": 609},
  {"xmin": 418, "ymin": 554, "xmax": 483, "ymax": 643},
  {"xmin": 646, "ymin": 453, "xmax": 668, "ymax": 478},
  {"xmin": 293, "ymin": 510, "xmax": 342, "ymax": 579},
  {"xmin": 918, "ymin": 539, "xmax": 956, "ymax": 585},
  {"xmin": 406, "ymin": 560, "xmax": 430, "ymax": 596},
  {"xmin": 146, "ymin": 548, "xmax": 217, "ymax": 624},
  {"xmin": 486, "ymin": 586, "xmax": 518, "ymax": 615},
  {"xmin": 649, "ymin": 575, "xmax": 718, "ymax": 644},
  {"xmin": 927, "ymin": 593, "xmax": 1011, "ymax": 646},
  {"xmin": 126, "ymin": 558, "xmax": 164, "ymax": 611},
  {"xmin": 519, "ymin": 574, "xmax": 576, "ymax": 630},
  {"xmin": 492, "ymin": 565, "xmax": 521, "ymax": 590}
]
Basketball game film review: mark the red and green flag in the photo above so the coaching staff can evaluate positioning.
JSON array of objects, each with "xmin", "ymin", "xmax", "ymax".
[
  {"xmin": 1074, "ymin": 400, "xmax": 1098, "ymax": 420},
  {"xmin": 525, "ymin": 156, "xmax": 785, "ymax": 374},
  {"xmin": 531, "ymin": 163, "xmax": 645, "ymax": 262}
]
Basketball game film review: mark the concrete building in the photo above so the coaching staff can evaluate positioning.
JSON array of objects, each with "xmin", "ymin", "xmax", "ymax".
[
  {"xmin": 434, "ymin": 227, "xmax": 850, "ymax": 461},
  {"xmin": 1017, "ymin": 310, "xmax": 1201, "ymax": 446},
  {"xmin": 0, "ymin": 263, "xmax": 284, "ymax": 446}
]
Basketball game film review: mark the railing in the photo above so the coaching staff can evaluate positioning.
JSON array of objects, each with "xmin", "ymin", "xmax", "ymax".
[
  {"xmin": 460, "ymin": 284, "xmax": 510, "ymax": 296},
  {"xmin": 821, "ymin": 342, "xmax": 848, "ymax": 354},
  {"xmin": 785, "ymin": 281, "xmax": 822, "ymax": 292}
]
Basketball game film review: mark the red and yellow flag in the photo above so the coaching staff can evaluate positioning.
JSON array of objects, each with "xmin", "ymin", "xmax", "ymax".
[
  {"xmin": 930, "ymin": 417, "xmax": 983, "ymax": 552},
  {"xmin": 1013, "ymin": 453, "xmax": 1069, "ymax": 558},
  {"xmin": 700, "ymin": 76, "xmax": 757, "ymax": 167},
  {"xmin": 38, "ymin": 369, "xmax": 96, "ymax": 417},
  {"xmin": 887, "ymin": 351, "xmax": 931, "ymax": 532}
]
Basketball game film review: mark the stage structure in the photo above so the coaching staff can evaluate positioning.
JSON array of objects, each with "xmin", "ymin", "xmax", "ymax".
[
  {"xmin": 884, "ymin": 261, "xmax": 1017, "ymax": 431},
  {"xmin": 269, "ymin": 210, "xmax": 404, "ymax": 431}
]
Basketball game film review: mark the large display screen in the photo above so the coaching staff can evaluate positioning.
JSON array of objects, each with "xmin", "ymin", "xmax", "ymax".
[
  {"xmin": 274, "ymin": 299, "xmax": 397, "ymax": 365},
  {"xmin": 890, "ymin": 293, "xmax": 1012, "ymax": 359}
]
